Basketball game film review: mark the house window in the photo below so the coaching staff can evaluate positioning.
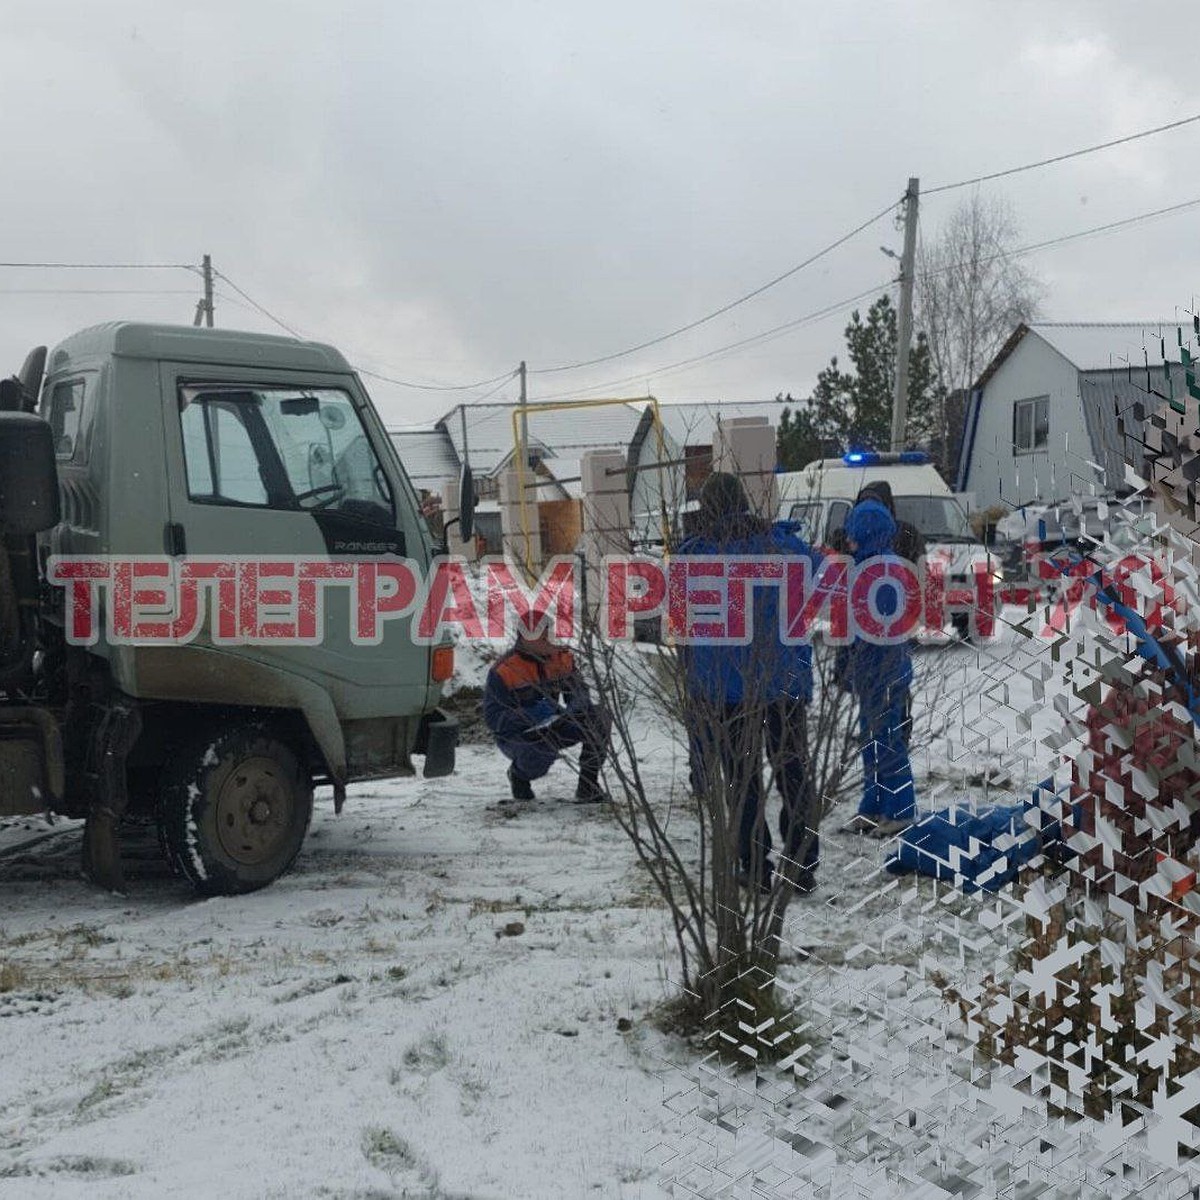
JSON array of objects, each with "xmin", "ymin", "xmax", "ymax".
[{"xmin": 1013, "ymin": 396, "xmax": 1049, "ymax": 454}]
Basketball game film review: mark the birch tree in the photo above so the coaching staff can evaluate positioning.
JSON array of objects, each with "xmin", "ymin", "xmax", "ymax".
[{"xmin": 916, "ymin": 193, "xmax": 1043, "ymax": 479}]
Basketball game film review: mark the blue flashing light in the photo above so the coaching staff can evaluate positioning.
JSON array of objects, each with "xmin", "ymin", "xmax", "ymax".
[{"xmin": 842, "ymin": 449, "xmax": 930, "ymax": 467}]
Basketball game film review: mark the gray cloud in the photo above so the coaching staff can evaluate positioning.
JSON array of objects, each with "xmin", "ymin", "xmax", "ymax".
[{"xmin": 1, "ymin": 0, "xmax": 1198, "ymax": 429}]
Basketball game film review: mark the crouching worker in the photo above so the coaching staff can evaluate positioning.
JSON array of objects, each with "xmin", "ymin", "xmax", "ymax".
[
  {"xmin": 838, "ymin": 498, "xmax": 917, "ymax": 837},
  {"xmin": 483, "ymin": 616, "xmax": 612, "ymax": 803}
]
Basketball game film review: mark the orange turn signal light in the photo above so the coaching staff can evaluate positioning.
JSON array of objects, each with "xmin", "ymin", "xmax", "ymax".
[{"xmin": 431, "ymin": 645, "xmax": 454, "ymax": 683}]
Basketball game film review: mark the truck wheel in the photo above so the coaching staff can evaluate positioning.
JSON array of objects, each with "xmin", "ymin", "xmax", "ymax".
[{"xmin": 159, "ymin": 725, "xmax": 313, "ymax": 895}]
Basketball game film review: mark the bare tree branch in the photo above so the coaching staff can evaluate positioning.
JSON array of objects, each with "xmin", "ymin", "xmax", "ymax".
[{"xmin": 916, "ymin": 192, "xmax": 1044, "ymax": 478}]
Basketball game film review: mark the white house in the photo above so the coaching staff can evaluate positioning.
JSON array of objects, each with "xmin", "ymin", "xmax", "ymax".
[{"xmin": 956, "ymin": 321, "xmax": 1195, "ymax": 511}]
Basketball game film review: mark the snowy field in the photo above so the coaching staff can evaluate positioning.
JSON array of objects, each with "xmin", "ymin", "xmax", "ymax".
[{"xmin": 3, "ymin": 609, "xmax": 1200, "ymax": 1198}]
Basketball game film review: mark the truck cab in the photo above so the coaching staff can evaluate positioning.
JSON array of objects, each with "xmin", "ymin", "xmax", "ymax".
[{"xmin": 0, "ymin": 323, "xmax": 459, "ymax": 894}]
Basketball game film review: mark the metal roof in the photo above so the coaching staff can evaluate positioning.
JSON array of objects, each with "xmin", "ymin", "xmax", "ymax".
[
  {"xmin": 542, "ymin": 457, "xmax": 582, "ymax": 499},
  {"xmin": 437, "ymin": 400, "xmax": 645, "ymax": 475},
  {"xmin": 389, "ymin": 428, "xmax": 460, "ymax": 487},
  {"xmin": 48, "ymin": 322, "xmax": 350, "ymax": 373},
  {"xmin": 654, "ymin": 400, "xmax": 789, "ymax": 446},
  {"xmin": 1032, "ymin": 322, "xmax": 1187, "ymax": 372},
  {"xmin": 629, "ymin": 399, "xmax": 792, "ymax": 464},
  {"xmin": 1078, "ymin": 368, "xmax": 1193, "ymax": 492},
  {"xmin": 973, "ymin": 321, "xmax": 1192, "ymax": 392}
]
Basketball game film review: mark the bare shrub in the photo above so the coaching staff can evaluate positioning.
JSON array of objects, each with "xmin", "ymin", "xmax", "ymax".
[{"xmin": 574, "ymin": 529, "xmax": 859, "ymax": 1059}]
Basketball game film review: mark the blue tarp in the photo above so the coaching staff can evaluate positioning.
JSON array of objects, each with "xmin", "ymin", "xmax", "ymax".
[{"xmin": 884, "ymin": 780, "xmax": 1078, "ymax": 893}]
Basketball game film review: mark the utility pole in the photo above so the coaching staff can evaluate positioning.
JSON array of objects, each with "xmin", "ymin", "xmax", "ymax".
[
  {"xmin": 518, "ymin": 360, "xmax": 529, "ymax": 466},
  {"xmin": 890, "ymin": 178, "xmax": 919, "ymax": 451},
  {"xmin": 193, "ymin": 254, "xmax": 215, "ymax": 328}
]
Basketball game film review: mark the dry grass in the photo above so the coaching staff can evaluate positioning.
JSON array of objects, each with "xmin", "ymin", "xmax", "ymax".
[
  {"xmin": 0, "ymin": 935, "xmax": 339, "ymax": 998},
  {"xmin": 0, "ymin": 960, "xmax": 29, "ymax": 993},
  {"xmin": 466, "ymin": 883, "xmax": 665, "ymax": 920}
]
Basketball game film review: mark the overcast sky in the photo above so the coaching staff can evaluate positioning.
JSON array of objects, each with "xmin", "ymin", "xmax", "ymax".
[{"xmin": 2, "ymin": 1, "xmax": 1199, "ymax": 428}]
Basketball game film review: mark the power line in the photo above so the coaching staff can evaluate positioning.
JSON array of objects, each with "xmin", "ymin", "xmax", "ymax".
[
  {"xmin": 214, "ymin": 270, "xmax": 518, "ymax": 395},
  {"xmin": 530, "ymin": 197, "xmax": 902, "ymax": 375},
  {"xmin": 917, "ymin": 194, "xmax": 1200, "ymax": 284},
  {"xmin": 926, "ymin": 111, "xmax": 1200, "ymax": 196},
  {"xmin": 0, "ymin": 260, "xmax": 196, "ymax": 270},
  {"xmin": 212, "ymin": 269, "xmax": 304, "ymax": 338},
  {"xmin": 0, "ymin": 287, "xmax": 196, "ymax": 295},
  {"xmin": 1009, "ymin": 195, "xmax": 1200, "ymax": 257},
  {"xmin": 466, "ymin": 373, "xmax": 518, "ymax": 404},
  {"xmin": 356, "ymin": 365, "xmax": 518, "ymax": 394},
  {"xmin": 532, "ymin": 282, "xmax": 892, "ymax": 402}
]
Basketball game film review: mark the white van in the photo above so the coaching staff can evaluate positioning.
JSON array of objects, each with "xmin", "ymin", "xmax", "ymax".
[{"xmin": 776, "ymin": 451, "xmax": 998, "ymax": 637}]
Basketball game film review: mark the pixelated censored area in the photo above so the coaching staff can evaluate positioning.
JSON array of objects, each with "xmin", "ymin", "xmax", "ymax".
[{"xmin": 650, "ymin": 318, "xmax": 1200, "ymax": 1198}]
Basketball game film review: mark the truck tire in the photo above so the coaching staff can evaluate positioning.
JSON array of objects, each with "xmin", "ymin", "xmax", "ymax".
[{"xmin": 158, "ymin": 724, "xmax": 313, "ymax": 895}]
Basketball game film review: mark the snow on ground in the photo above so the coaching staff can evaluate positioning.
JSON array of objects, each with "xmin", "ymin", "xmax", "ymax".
[
  {"xmin": 2, "ymin": 607, "xmax": 1197, "ymax": 1197},
  {"xmin": 0, "ymin": 745, "xmax": 677, "ymax": 1199}
]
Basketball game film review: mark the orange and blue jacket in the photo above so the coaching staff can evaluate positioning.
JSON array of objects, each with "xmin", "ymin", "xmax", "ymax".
[{"xmin": 483, "ymin": 644, "xmax": 587, "ymax": 745}]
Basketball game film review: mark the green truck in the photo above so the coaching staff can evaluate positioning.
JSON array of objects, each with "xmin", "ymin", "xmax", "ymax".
[{"xmin": 0, "ymin": 323, "xmax": 464, "ymax": 894}]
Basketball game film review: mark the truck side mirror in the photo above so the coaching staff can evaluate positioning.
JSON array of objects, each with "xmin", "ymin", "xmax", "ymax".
[
  {"xmin": 458, "ymin": 464, "xmax": 476, "ymax": 542},
  {"xmin": 0, "ymin": 379, "xmax": 22, "ymax": 413},
  {"xmin": 0, "ymin": 413, "xmax": 60, "ymax": 534},
  {"xmin": 18, "ymin": 346, "xmax": 46, "ymax": 413}
]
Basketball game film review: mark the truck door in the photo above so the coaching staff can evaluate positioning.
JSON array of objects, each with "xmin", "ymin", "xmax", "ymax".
[{"xmin": 158, "ymin": 365, "xmax": 430, "ymax": 719}]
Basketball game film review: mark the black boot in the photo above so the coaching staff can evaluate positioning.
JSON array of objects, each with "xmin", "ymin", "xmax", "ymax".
[
  {"xmin": 574, "ymin": 776, "xmax": 606, "ymax": 804},
  {"xmin": 508, "ymin": 766, "xmax": 534, "ymax": 801},
  {"xmin": 573, "ymin": 709, "xmax": 611, "ymax": 804}
]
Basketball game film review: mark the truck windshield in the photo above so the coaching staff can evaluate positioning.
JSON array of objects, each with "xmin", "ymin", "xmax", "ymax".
[
  {"xmin": 893, "ymin": 496, "xmax": 975, "ymax": 542},
  {"xmin": 180, "ymin": 385, "xmax": 395, "ymax": 524}
]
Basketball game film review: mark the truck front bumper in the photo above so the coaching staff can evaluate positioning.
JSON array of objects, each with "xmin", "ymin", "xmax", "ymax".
[{"xmin": 414, "ymin": 707, "xmax": 458, "ymax": 778}]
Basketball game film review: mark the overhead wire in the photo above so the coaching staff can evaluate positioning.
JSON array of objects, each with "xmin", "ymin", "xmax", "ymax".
[
  {"xmin": 356, "ymin": 364, "xmax": 518, "ymax": 394},
  {"xmin": 526, "ymin": 115, "xmax": 1200, "ymax": 385},
  {"xmin": 0, "ymin": 287, "xmax": 197, "ymax": 295},
  {"xmin": 17, "ymin": 112, "xmax": 1194, "ymax": 408},
  {"xmin": 214, "ymin": 270, "xmax": 517, "ymax": 395},
  {"xmin": 527, "ymin": 112, "xmax": 1200, "ymax": 378},
  {"xmin": 531, "ymin": 281, "xmax": 894, "ymax": 402},
  {"xmin": 915, "ymin": 194, "xmax": 1200, "ymax": 284},
  {"xmin": 926, "ymin": 111, "xmax": 1200, "ymax": 196},
  {"xmin": 0, "ymin": 260, "xmax": 197, "ymax": 270},
  {"xmin": 530, "ymin": 197, "xmax": 902, "ymax": 374},
  {"xmin": 1006, "ymin": 194, "xmax": 1200, "ymax": 258},
  {"xmin": 211, "ymin": 269, "xmax": 304, "ymax": 338}
]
